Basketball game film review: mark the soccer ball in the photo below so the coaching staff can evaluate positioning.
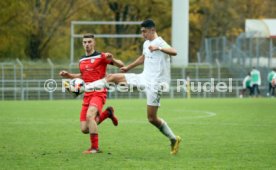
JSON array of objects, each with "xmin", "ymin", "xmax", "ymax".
[{"xmin": 69, "ymin": 78, "xmax": 85, "ymax": 95}]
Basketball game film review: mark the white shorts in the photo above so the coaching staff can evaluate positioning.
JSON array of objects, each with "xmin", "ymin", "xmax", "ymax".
[{"xmin": 124, "ymin": 73, "xmax": 162, "ymax": 106}]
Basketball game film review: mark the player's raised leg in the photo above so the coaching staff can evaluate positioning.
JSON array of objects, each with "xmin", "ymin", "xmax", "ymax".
[
  {"xmin": 85, "ymin": 73, "xmax": 127, "ymax": 92},
  {"xmin": 97, "ymin": 106, "xmax": 118, "ymax": 126}
]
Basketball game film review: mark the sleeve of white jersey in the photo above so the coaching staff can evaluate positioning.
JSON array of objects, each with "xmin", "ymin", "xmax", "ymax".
[{"xmin": 160, "ymin": 40, "xmax": 171, "ymax": 48}]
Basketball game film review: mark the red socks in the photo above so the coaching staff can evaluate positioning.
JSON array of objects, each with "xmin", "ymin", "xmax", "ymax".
[
  {"xmin": 90, "ymin": 133, "xmax": 98, "ymax": 150},
  {"xmin": 97, "ymin": 110, "xmax": 109, "ymax": 124},
  {"xmin": 89, "ymin": 109, "xmax": 110, "ymax": 149}
]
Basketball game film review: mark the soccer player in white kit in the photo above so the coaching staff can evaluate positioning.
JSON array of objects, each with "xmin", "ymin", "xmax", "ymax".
[{"xmin": 84, "ymin": 19, "xmax": 181, "ymax": 154}]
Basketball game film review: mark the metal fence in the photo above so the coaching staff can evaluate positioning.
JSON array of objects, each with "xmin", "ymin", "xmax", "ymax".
[
  {"xmin": 2, "ymin": 34, "xmax": 276, "ymax": 100},
  {"xmin": 202, "ymin": 35, "xmax": 276, "ymax": 68},
  {"xmin": 201, "ymin": 35, "xmax": 276, "ymax": 93},
  {"xmin": 1, "ymin": 58, "xmax": 270, "ymax": 100}
]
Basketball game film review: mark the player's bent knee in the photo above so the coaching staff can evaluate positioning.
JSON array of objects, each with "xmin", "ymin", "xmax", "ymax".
[
  {"xmin": 148, "ymin": 117, "xmax": 156, "ymax": 125},
  {"xmin": 81, "ymin": 128, "xmax": 89, "ymax": 134},
  {"xmin": 148, "ymin": 116, "xmax": 161, "ymax": 127}
]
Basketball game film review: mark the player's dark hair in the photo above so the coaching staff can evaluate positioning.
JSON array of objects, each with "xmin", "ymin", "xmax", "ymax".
[
  {"xmin": 83, "ymin": 33, "xmax": 94, "ymax": 39},
  {"xmin": 141, "ymin": 19, "xmax": 155, "ymax": 28}
]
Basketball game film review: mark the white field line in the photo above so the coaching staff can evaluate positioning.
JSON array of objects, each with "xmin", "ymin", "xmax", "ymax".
[{"xmin": 120, "ymin": 110, "xmax": 217, "ymax": 124}]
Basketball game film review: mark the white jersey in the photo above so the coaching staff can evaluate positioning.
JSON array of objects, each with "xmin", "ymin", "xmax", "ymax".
[{"xmin": 142, "ymin": 37, "xmax": 171, "ymax": 84}]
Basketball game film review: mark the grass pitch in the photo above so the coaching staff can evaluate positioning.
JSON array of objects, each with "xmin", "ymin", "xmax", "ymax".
[{"xmin": 0, "ymin": 98, "xmax": 275, "ymax": 169}]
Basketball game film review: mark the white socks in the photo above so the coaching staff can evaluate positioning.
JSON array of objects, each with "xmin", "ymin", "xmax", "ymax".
[
  {"xmin": 159, "ymin": 119, "xmax": 176, "ymax": 141},
  {"xmin": 85, "ymin": 78, "xmax": 108, "ymax": 92}
]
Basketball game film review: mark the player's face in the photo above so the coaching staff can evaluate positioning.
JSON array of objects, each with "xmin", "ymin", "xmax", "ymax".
[
  {"xmin": 141, "ymin": 27, "xmax": 155, "ymax": 40},
  {"xmin": 82, "ymin": 38, "xmax": 95, "ymax": 53}
]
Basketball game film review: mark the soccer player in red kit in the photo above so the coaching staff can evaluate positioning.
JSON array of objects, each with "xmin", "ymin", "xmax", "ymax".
[{"xmin": 59, "ymin": 33, "xmax": 124, "ymax": 154}]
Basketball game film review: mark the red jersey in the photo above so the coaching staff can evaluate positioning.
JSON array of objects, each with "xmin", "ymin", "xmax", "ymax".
[{"xmin": 79, "ymin": 51, "xmax": 112, "ymax": 96}]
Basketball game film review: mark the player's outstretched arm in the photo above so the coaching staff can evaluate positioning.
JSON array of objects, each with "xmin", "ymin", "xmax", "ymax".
[
  {"xmin": 113, "ymin": 58, "xmax": 125, "ymax": 68},
  {"xmin": 59, "ymin": 70, "xmax": 81, "ymax": 79},
  {"xmin": 111, "ymin": 57, "xmax": 125, "ymax": 68},
  {"xmin": 160, "ymin": 47, "xmax": 177, "ymax": 56},
  {"xmin": 148, "ymin": 45, "xmax": 177, "ymax": 56},
  {"xmin": 105, "ymin": 53, "xmax": 125, "ymax": 68},
  {"xmin": 120, "ymin": 55, "xmax": 144, "ymax": 73}
]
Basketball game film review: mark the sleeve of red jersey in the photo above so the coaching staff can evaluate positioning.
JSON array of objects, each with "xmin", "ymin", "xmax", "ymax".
[{"xmin": 101, "ymin": 53, "xmax": 113, "ymax": 65}]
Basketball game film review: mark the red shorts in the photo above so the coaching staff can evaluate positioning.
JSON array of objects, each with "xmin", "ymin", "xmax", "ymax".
[{"xmin": 80, "ymin": 93, "xmax": 106, "ymax": 121}]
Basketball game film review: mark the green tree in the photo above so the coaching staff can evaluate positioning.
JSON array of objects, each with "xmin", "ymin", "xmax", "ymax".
[
  {"xmin": 22, "ymin": 0, "xmax": 90, "ymax": 60},
  {"xmin": 73, "ymin": 0, "xmax": 172, "ymax": 63},
  {"xmin": 0, "ymin": 1, "xmax": 26, "ymax": 59},
  {"xmin": 0, "ymin": 0, "xmax": 173, "ymax": 62}
]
